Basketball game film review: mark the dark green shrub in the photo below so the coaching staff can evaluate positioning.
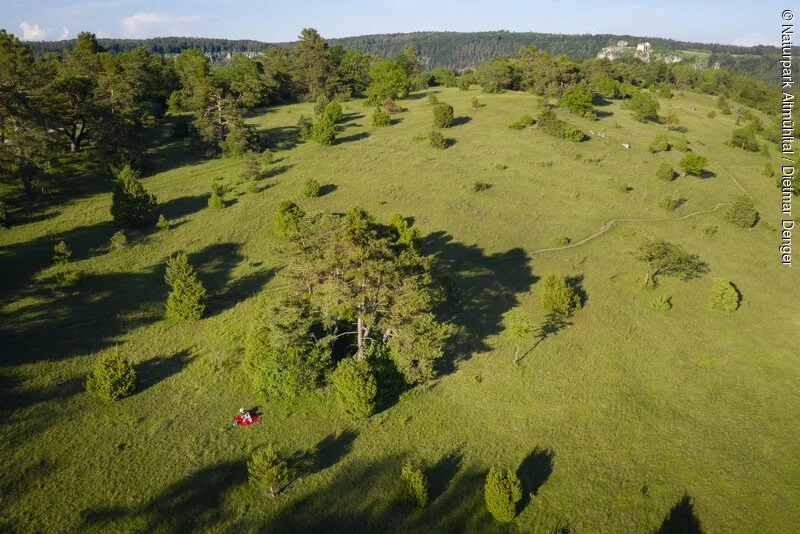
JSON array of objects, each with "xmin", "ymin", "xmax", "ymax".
[
  {"xmin": 297, "ymin": 115, "xmax": 313, "ymax": 141},
  {"xmin": 401, "ymin": 460, "xmax": 429, "ymax": 508},
  {"xmin": 156, "ymin": 214, "xmax": 169, "ymax": 232},
  {"xmin": 725, "ymin": 195, "xmax": 758, "ymax": 228},
  {"xmin": 372, "ymin": 107, "xmax": 391, "ymax": 127},
  {"xmin": 562, "ymin": 123, "xmax": 587, "ymax": 142},
  {"xmin": 311, "ymin": 112, "xmax": 336, "ymax": 146},
  {"xmin": 324, "ymin": 100, "xmax": 343, "ymax": 123},
  {"xmin": 110, "ymin": 164, "xmax": 156, "ymax": 228},
  {"xmin": 248, "ymin": 444, "xmax": 290, "ymax": 498},
  {"xmin": 433, "ymin": 103, "xmax": 454, "ymax": 128},
  {"xmin": 656, "ymin": 163, "xmax": 676, "ymax": 181},
  {"xmin": 551, "ymin": 235, "xmax": 571, "ymax": 246},
  {"xmin": 472, "ymin": 181, "xmax": 491, "ymax": 192},
  {"xmin": 709, "ymin": 278, "xmax": 740, "ymax": 313},
  {"xmin": 558, "ymin": 81, "xmax": 596, "ymax": 119},
  {"xmin": 109, "ymin": 231, "xmax": 127, "ymax": 251},
  {"xmin": 86, "ymin": 349, "xmax": 136, "ymax": 401},
  {"xmin": 53, "ymin": 240, "xmax": 72, "ymax": 265},
  {"xmin": 221, "ymin": 119, "xmax": 260, "ymax": 158},
  {"xmin": 540, "ymin": 273, "xmax": 581, "ymax": 316},
  {"xmin": 241, "ymin": 151, "xmax": 261, "ymax": 182},
  {"xmin": 716, "ymin": 95, "xmax": 731, "ymax": 115},
  {"xmin": 330, "ymin": 358, "xmax": 377, "ymax": 420},
  {"xmin": 623, "ymin": 91, "xmax": 660, "ymax": 122},
  {"xmin": 731, "ymin": 126, "xmax": 760, "ymax": 152},
  {"xmin": 508, "ymin": 114, "xmax": 534, "ymax": 130},
  {"xmin": 427, "ymin": 94, "xmax": 439, "ymax": 105},
  {"xmin": 428, "ymin": 130, "xmax": 447, "ymax": 149},
  {"xmin": 679, "ymin": 152, "xmax": 707, "ymax": 176},
  {"xmin": 649, "ymin": 132, "xmax": 670, "ymax": 153},
  {"xmin": 165, "ymin": 252, "xmax": 206, "ymax": 320},
  {"xmin": 707, "ymin": 110, "xmax": 716, "ymax": 119},
  {"xmin": 274, "ymin": 200, "xmax": 306, "ymax": 236},
  {"xmin": 537, "ymin": 107, "xmax": 585, "ymax": 141},
  {"xmin": 471, "ymin": 97, "xmax": 480, "ymax": 110},
  {"xmin": 302, "ymin": 178, "xmax": 321, "ymax": 198},
  {"xmin": 484, "ymin": 467, "xmax": 522, "ymax": 523},
  {"xmin": 672, "ymin": 136, "xmax": 689, "ymax": 152},
  {"xmin": 314, "ymin": 94, "xmax": 330, "ymax": 116}
]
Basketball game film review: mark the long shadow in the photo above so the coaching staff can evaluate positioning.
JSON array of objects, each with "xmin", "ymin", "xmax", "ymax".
[
  {"xmin": 157, "ymin": 195, "xmax": 208, "ymax": 221},
  {"xmin": 657, "ymin": 494, "xmax": 703, "ymax": 534},
  {"xmin": 81, "ymin": 460, "xmax": 247, "ymax": 533},
  {"xmin": 516, "ymin": 446, "xmax": 555, "ymax": 513},
  {"xmin": 188, "ymin": 243, "xmax": 274, "ymax": 317},
  {"xmin": 427, "ymin": 449, "xmax": 463, "ymax": 502},
  {"xmin": 319, "ymin": 184, "xmax": 337, "ymax": 196},
  {"xmin": 293, "ymin": 429, "xmax": 359, "ymax": 476},
  {"xmin": 260, "ymin": 456, "xmax": 494, "ymax": 533},
  {"xmin": 144, "ymin": 118, "xmax": 210, "ymax": 175},
  {"xmin": 451, "ymin": 116, "xmax": 472, "ymax": 127},
  {"xmin": 566, "ymin": 274, "xmax": 588, "ymax": 308},
  {"xmin": 264, "ymin": 125, "xmax": 300, "ymax": 151},
  {"xmin": 517, "ymin": 314, "xmax": 572, "ymax": 363},
  {"xmin": 337, "ymin": 132, "xmax": 370, "ymax": 144},
  {"xmin": 263, "ymin": 164, "xmax": 294, "ymax": 179},
  {"xmin": 424, "ymin": 231, "xmax": 536, "ymax": 374},
  {"xmin": 134, "ymin": 349, "xmax": 193, "ymax": 393}
]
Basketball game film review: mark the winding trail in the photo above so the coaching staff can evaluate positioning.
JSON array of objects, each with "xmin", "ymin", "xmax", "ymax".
[{"xmin": 528, "ymin": 202, "xmax": 729, "ymax": 256}]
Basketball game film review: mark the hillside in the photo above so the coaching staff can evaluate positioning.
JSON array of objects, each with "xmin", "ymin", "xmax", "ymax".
[
  {"xmin": 25, "ymin": 30, "xmax": 787, "ymax": 85},
  {"xmin": 1, "ymin": 86, "xmax": 797, "ymax": 532}
]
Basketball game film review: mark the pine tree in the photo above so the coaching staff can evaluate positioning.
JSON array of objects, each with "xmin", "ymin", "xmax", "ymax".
[
  {"xmin": 330, "ymin": 358, "xmax": 377, "ymax": 420},
  {"xmin": 401, "ymin": 460, "xmax": 429, "ymax": 508},
  {"xmin": 110, "ymin": 164, "xmax": 156, "ymax": 228},
  {"xmin": 539, "ymin": 273, "xmax": 581, "ymax": 317},
  {"xmin": 53, "ymin": 240, "xmax": 72, "ymax": 265},
  {"xmin": 86, "ymin": 348, "xmax": 136, "ymax": 401},
  {"xmin": 165, "ymin": 252, "xmax": 206, "ymax": 320},
  {"xmin": 248, "ymin": 444, "xmax": 290, "ymax": 498},
  {"xmin": 484, "ymin": 467, "xmax": 522, "ymax": 523}
]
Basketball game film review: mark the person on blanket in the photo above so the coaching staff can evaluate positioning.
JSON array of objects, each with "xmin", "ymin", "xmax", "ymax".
[{"xmin": 239, "ymin": 408, "xmax": 252, "ymax": 424}]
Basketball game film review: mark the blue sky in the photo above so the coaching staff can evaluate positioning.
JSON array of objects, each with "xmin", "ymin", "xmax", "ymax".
[{"xmin": 1, "ymin": 0, "xmax": 793, "ymax": 45}]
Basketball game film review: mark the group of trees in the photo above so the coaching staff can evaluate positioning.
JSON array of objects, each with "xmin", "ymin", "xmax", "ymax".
[
  {"xmin": 0, "ymin": 30, "xmax": 173, "ymax": 194},
  {"xmin": 245, "ymin": 207, "xmax": 452, "ymax": 418},
  {"xmin": 469, "ymin": 44, "xmax": 780, "ymax": 115}
]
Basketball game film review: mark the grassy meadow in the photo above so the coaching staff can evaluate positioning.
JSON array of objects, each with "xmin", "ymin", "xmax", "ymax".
[{"xmin": 1, "ymin": 87, "xmax": 798, "ymax": 533}]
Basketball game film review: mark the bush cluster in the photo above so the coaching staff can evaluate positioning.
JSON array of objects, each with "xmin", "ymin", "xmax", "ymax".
[
  {"xmin": 709, "ymin": 278, "xmax": 740, "ymax": 313},
  {"xmin": 400, "ymin": 460, "xmax": 429, "ymax": 508},
  {"xmin": 484, "ymin": 467, "xmax": 522, "ymax": 523},
  {"xmin": 508, "ymin": 114, "xmax": 534, "ymax": 130},
  {"xmin": 725, "ymin": 195, "xmax": 758, "ymax": 228},
  {"xmin": 330, "ymin": 358, "xmax": 377, "ymax": 420},
  {"xmin": 274, "ymin": 200, "xmax": 306, "ymax": 236},
  {"xmin": 540, "ymin": 273, "xmax": 581, "ymax": 316}
]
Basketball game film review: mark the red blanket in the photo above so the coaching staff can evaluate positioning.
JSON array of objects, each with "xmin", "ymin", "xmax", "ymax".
[{"xmin": 234, "ymin": 414, "xmax": 261, "ymax": 426}]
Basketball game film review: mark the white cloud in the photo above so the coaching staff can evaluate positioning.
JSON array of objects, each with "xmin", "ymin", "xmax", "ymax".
[
  {"xmin": 19, "ymin": 21, "xmax": 48, "ymax": 40},
  {"xmin": 58, "ymin": 27, "xmax": 71, "ymax": 40},
  {"xmin": 120, "ymin": 12, "xmax": 221, "ymax": 37}
]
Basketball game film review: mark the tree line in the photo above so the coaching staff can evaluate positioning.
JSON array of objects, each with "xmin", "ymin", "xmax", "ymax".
[{"xmin": 23, "ymin": 30, "xmax": 791, "ymax": 86}]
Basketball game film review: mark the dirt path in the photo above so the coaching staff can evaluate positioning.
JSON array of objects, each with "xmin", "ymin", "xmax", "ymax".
[{"xmin": 529, "ymin": 202, "xmax": 729, "ymax": 256}]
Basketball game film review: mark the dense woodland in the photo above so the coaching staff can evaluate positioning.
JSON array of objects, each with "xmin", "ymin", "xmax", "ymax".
[{"xmin": 23, "ymin": 30, "xmax": 793, "ymax": 86}]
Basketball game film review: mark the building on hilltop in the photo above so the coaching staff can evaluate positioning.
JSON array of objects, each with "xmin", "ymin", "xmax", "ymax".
[{"xmin": 596, "ymin": 41, "xmax": 681, "ymax": 64}]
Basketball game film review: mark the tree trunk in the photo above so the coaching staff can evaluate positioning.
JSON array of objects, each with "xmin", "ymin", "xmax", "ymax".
[
  {"xmin": 644, "ymin": 271, "xmax": 650, "ymax": 287},
  {"xmin": 356, "ymin": 316, "xmax": 365, "ymax": 361},
  {"xmin": 513, "ymin": 344, "xmax": 521, "ymax": 364}
]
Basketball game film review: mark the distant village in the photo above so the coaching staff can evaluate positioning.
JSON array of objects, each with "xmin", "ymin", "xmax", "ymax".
[{"xmin": 596, "ymin": 40, "xmax": 683, "ymax": 64}]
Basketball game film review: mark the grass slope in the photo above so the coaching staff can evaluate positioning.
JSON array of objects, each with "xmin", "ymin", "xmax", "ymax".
[{"xmin": 1, "ymin": 87, "xmax": 798, "ymax": 533}]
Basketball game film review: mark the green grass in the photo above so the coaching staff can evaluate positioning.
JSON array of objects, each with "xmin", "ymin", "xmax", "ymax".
[{"xmin": 1, "ymin": 87, "xmax": 798, "ymax": 532}]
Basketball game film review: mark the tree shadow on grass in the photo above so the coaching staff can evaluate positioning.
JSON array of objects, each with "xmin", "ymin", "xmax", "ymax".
[
  {"xmin": 657, "ymin": 493, "xmax": 703, "ymax": 534},
  {"xmin": 319, "ymin": 184, "xmax": 337, "ymax": 196},
  {"xmin": 81, "ymin": 460, "xmax": 248, "ymax": 533},
  {"xmin": 516, "ymin": 446, "xmax": 555, "ymax": 513},
  {"xmin": 427, "ymin": 449, "xmax": 463, "ymax": 502},
  {"xmin": 263, "ymin": 164, "xmax": 294, "ymax": 179},
  {"xmin": 451, "ymin": 116, "xmax": 472, "ymax": 127},
  {"xmin": 293, "ymin": 429, "xmax": 359, "ymax": 476},
  {"xmin": 156, "ymin": 195, "xmax": 209, "ymax": 221},
  {"xmin": 134, "ymin": 349, "xmax": 193, "ymax": 393},
  {"xmin": 188, "ymin": 243, "xmax": 275, "ymax": 317},
  {"xmin": 423, "ymin": 231, "xmax": 537, "ymax": 374},
  {"xmin": 337, "ymin": 132, "xmax": 370, "ymax": 144},
  {"xmin": 264, "ymin": 125, "xmax": 300, "ymax": 151}
]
